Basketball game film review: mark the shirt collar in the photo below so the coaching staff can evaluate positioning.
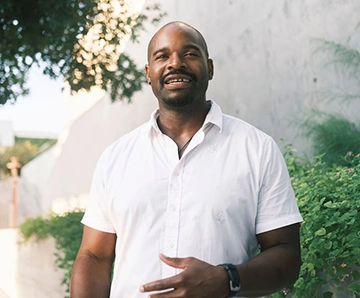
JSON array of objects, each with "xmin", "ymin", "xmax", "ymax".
[
  {"xmin": 146, "ymin": 100, "xmax": 224, "ymax": 134},
  {"xmin": 203, "ymin": 100, "xmax": 223, "ymax": 132}
]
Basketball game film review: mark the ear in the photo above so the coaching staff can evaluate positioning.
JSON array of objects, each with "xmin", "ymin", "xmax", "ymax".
[
  {"xmin": 145, "ymin": 64, "xmax": 151, "ymax": 85},
  {"xmin": 207, "ymin": 59, "xmax": 214, "ymax": 80}
]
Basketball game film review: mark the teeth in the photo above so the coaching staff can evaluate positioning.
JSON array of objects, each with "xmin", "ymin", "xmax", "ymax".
[{"xmin": 167, "ymin": 78, "xmax": 190, "ymax": 83}]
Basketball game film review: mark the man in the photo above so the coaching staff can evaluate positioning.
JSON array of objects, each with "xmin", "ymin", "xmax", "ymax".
[{"xmin": 71, "ymin": 21, "xmax": 303, "ymax": 298}]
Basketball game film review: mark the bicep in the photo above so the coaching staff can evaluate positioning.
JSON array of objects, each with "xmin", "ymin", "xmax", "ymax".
[
  {"xmin": 78, "ymin": 225, "xmax": 117, "ymax": 265},
  {"xmin": 71, "ymin": 226, "xmax": 116, "ymax": 296},
  {"xmin": 256, "ymin": 224, "xmax": 301, "ymax": 284},
  {"xmin": 257, "ymin": 223, "xmax": 301, "ymax": 253}
]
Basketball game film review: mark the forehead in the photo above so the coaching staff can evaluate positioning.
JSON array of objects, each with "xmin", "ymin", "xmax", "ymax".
[{"xmin": 148, "ymin": 24, "xmax": 206, "ymax": 58}]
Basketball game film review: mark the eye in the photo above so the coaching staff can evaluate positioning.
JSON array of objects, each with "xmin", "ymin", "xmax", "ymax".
[
  {"xmin": 185, "ymin": 52, "xmax": 198, "ymax": 57},
  {"xmin": 155, "ymin": 54, "xmax": 167, "ymax": 60}
]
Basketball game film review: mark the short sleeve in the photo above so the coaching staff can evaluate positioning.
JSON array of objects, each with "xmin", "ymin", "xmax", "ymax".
[
  {"xmin": 255, "ymin": 138, "xmax": 303, "ymax": 234},
  {"xmin": 81, "ymin": 148, "xmax": 116, "ymax": 233}
]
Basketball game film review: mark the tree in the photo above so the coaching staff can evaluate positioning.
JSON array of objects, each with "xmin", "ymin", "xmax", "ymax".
[
  {"xmin": 0, "ymin": 137, "xmax": 57, "ymax": 176},
  {"xmin": 0, "ymin": 0, "xmax": 164, "ymax": 105}
]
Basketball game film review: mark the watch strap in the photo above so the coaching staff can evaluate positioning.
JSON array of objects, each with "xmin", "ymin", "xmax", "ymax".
[{"xmin": 217, "ymin": 263, "xmax": 241, "ymax": 297}]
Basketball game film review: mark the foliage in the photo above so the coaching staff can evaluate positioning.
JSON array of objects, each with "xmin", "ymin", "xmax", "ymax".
[
  {"xmin": 300, "ymin": 33, "xmax": 360, "ymax": 167},
  {"xmin": 0, "ymin": 137, "xmax": 56, "ymax": 177},
  {"xmin": 300, "ymin": 112, "xmax": 360, "ymax": 167},
  {"xmin": 312, "ymin": 38, "xmax": 360, "ymax": 82},
  {"xmin": 268, "ymin": 147, "xmax": 360, "ymax": 298},
  {"xmin": 19, "ymin": 210, "xmax": 85, "ymax": 297},
  {"xmin": 0, "ymin": 0, "xmax": 165, "ymax": 105},
  {"xmin": 311, "ymin": 37, "xmax": 360, "ymax": 104},
  {"xmin": 14, "ymin": 136, "xmax": 56, "ymax": 147}
]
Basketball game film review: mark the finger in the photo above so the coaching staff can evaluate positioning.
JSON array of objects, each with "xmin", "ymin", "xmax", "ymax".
[
  {"xmin": 147, "ymin": 289, "xmax": 176, "ymax": 298},
  {"xmin": 159, "ymin": 253, "xmax": 188, "ymax": 269},
  {"xmin": 140, "ymin": 275, "xmax": 177, "ymax": 293}
]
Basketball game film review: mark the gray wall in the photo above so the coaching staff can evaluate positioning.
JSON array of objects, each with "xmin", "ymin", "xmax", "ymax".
[
  {"xmin": 128, "ymin": 0, "xmax": 360, "ymax": 152},
  {"xmin": 39, "ymin": 0, "xmax": 360, "ymax": 208}
]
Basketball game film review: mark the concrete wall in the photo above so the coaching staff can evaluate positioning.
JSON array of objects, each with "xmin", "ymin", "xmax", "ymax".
[
  {"xmin": 136, "ymin": 0, "xmax": 360, "ymax": 152},
  {"xmin": 0, "ymin": 178, "xmax": 41, "ymax": 229},
  {"xmin": 0, "ymin": 121, "xmax": 14, "ymax": 147},
  {"xmin": 0, "ymin": 229, "xmax": 66, "ymax": 298}
]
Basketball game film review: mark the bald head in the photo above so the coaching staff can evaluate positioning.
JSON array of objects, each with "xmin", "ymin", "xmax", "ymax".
[{"xmin": 147, "ymin": 21, "xmax": 209, "ymax": 63}]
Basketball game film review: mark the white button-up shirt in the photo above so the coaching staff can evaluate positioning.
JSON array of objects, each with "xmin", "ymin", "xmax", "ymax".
[{"xmin": 82, "ymin": 101, "xmax": 303, "ymax": 297}]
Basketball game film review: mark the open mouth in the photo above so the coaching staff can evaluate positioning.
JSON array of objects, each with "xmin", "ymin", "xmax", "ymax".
[
  {"xmin": 165, "ymin": 78, "xmax": 191, "ymax": 84},
  {"xmin": 163, "ymin": 74, "xmax": 193, "ymax": 87}
]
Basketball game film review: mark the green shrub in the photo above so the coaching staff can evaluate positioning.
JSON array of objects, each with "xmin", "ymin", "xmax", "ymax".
[
  {"xmin": 268, "ymin": 147, "xmax": 360, "ymax": 298},
  {"xmin": 19, "ymin": 210, "xmax": 84, "ymax": 297},
  {"xmin": 301, "ymin": 113, "xmax": 360, "ymax": 167}
]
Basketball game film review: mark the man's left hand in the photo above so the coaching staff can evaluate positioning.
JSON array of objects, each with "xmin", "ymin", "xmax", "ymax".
[{"xmin": 139, "ymin": 254, "xmax": 229, "ymax": 298}]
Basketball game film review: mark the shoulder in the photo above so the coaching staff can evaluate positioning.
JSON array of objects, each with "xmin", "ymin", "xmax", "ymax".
[
  {"xmin": 222, "ymin": 113, "xmax": 274, "ymax": 144},
  {"xmin": 209, "ymin": 101, "xmax": 274, "ymax": 148}
]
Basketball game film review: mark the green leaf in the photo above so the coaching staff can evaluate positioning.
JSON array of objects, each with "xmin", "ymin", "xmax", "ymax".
[
  {"xmin": 352, "ymin": 270, "xmax": 360, "ymax": 281},
  {"xmin": 307, "ymin": 263, "xmax": 314, "ymax": 271},
  {"xmin": 315, "ymin": 228, "xmax": 327, "ymax": 236},
  {"xmin": 324, "ymin": 241, "xmax": 332, "ymax": 249},
  {"xmin": 349, "ymin": 238, "xmax": 360, "ymax": 247},
  {"xmin": 323, "ymin": 292, "xmax": 333, "ymax": 298},
  {"xmin": 348, "ymin": 282, "xmax": 360, "ymax": 292},
  {"xmin": 324, "ymin": 201, "xmax": 337, "ymax": 209}
]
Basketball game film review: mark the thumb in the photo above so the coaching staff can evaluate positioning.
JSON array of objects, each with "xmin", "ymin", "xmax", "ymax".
[{"xmin": 159, "ymin": 253, "xmax": 187, "ymax": 269}]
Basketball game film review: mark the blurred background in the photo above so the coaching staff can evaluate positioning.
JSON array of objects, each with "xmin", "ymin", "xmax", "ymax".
[{"xmin": 0, "ymin": 0, "xmax": 359, "ymax": 297}]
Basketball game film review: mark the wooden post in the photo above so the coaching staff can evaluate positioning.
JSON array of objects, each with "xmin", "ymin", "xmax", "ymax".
[{"xmin": 6, "ymin": 156, "xmax": 21, "ymax": 228}]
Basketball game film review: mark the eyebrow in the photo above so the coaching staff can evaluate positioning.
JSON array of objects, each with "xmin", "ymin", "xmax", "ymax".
[
  {"xmin": 152, "ymin": 47, "xmax": 168, "ymax": 58},
  {"xmin": 151, "ymin": 44, "xmax": 203, "ymax": 58}
]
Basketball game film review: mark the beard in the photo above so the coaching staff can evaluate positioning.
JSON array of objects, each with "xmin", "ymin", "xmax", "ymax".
[
  {"xmin": 160, "ymin": 92, "xmax": 195, "ymax": 107},
  {"xmin": 153, "ymin": 70, "xmax": 209, "ymax": 108}
]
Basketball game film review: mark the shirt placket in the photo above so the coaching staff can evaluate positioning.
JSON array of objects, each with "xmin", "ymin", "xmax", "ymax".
[
  {"xmin": 162, "ymin": 162, "xmax": 184, "ymax": 278},
  {"xmin": 160, "ymin": 130, "xmax": 206, "ymax": 278}
]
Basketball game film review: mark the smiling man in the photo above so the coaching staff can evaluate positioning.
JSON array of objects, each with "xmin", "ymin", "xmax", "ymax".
[{"xmin": 70, "ymin": 21, "xmax": 303, "ymax": 298}]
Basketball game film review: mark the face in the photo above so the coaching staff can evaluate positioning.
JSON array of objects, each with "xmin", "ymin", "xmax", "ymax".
[{"xmin": 145, "ymin": 23, "xmax": 214, "ymax": 108}]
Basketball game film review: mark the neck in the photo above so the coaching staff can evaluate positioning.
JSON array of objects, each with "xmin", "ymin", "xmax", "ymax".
[{"xmin": 157, "ymin": 100, "xmax": 211, "ymax": 147}]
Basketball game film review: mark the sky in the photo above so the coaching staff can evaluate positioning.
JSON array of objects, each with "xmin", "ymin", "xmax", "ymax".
[
  {"xmin": 0, "ymin": 66, "xmax": 68, "ymax": 136},
  {"xmin": 0, "ymin": 0, "xmax": 146, "ymax": 138}
]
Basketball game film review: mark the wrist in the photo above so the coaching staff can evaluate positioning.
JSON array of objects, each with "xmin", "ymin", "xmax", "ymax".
[
  {"xmin": 217, "ymin": 263, "xmax": 241, "ymax": 297},
  {"xmin": 216, "ymin": 265, "xmax": 231, "ymax": 298}
]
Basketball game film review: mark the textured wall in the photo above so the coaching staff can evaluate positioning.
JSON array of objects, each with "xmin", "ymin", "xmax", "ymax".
[
  {"xmin": 0, "ymin": 229, "xmax": 66, "ymax": 298},
  {"xmin": 132, "ymin": 0, "xmax": 360, "ymax": 151}
]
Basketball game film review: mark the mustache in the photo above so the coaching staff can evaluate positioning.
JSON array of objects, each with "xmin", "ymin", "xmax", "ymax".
[{"xmin": 160, "ymin": 70, "xmax": 197, "ymax": 85}]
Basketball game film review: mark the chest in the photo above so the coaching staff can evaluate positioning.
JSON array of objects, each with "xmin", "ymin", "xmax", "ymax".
[{"xmin": 105, "ymin": 136, "xmax": 261, "ymax": 226}]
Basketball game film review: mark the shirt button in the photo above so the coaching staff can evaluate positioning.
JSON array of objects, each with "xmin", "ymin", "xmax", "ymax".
[
  {"xmin": 168, "ymin": 242, "xmax": 174, "ymax": 248},
  {"xmin": 171, "ymin": 205, "xmax": 177, "ymax": 211},
  {"xmin": 209, "ymin": 144, "xmax": 218, "ymax": 153}
]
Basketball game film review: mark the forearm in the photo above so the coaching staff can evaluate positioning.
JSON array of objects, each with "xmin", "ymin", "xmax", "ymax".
[
  {"xmin": 235, "ymin": 243, "xmax": 301, "ymax": 297},
  {"xmin": 71, "ymin": 252, "xmax": 113, "ymax": 298}
]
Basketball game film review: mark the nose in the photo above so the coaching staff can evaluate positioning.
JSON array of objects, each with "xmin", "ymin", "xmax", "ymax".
[{"xmin": 168, "ymin": 53, "xmax": 185, "ymax": 69}]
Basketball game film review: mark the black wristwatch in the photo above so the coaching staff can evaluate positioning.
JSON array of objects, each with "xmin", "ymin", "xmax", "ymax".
[{"xmin": 217, "ymin": 263, "xmax": 241, "ymax": 297}]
